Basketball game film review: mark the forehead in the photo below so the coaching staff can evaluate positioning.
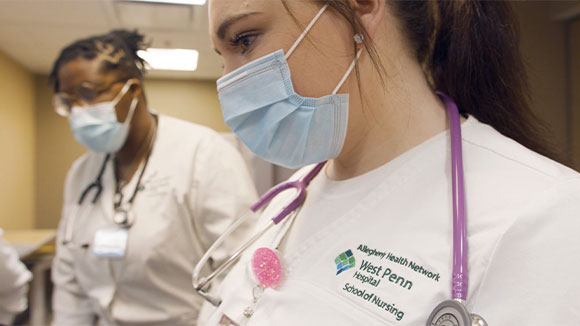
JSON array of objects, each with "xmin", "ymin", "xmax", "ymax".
[
  {"xmin": 56, "ymin": 58, "xmax": 117, "ymax": 92},
  {"xmin": 209, "ymin": 0, "xmax": 281, "ymax": 30}
]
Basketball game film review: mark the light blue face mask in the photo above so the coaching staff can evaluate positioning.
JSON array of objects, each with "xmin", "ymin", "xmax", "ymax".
[
  {"xmin": 68, "ymin": 80, "xmax": 138, "ymax": 153},
  {"xmin": 217, "ymin": 4, "xmax": 362, "ymax": 169}
]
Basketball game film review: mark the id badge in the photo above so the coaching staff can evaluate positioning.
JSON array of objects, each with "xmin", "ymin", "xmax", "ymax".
[{"xmin": 93, "ymin": 228, "xmax": 129, "ymax": 257}]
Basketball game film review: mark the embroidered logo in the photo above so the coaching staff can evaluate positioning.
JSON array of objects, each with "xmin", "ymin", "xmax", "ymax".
[{"xmin": 335, "ymin": 249, "xmax": 355, "ymax": 275}]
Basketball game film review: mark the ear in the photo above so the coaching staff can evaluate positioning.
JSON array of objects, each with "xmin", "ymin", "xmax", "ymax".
[
  {"xmin": 128, "ymin": 78, "xmax": 143, "ymax": 97},
  {"xmin": 349, "ymin": 0, "xmax": 385, "ymax": 40}
]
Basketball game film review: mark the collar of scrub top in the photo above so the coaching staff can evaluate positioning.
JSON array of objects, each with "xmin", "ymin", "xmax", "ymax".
[{"xmin": 192, "ymin": 162, "xmax": 325, "ymax": 306}]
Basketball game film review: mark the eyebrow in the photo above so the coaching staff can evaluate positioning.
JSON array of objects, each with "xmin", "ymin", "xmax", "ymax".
[{"xmin": 216, "ymin": 12, "xmax": 261, "ymax": 40}]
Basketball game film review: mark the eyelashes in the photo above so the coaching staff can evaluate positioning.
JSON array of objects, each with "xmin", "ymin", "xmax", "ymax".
[{"xmin": 229, "ymin": 31, "xmax": 259, "ymax": 54}]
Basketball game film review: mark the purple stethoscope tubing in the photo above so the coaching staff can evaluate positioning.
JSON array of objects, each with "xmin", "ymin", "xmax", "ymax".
[
  {"xmin": 192, "ymin": 92, "xmax": 469, "ymax": 307},
  {"xmin": 258, "ymin": 93, "xmax": 468, "ymax": 302},
  {"xmin": 192, "ymin": 161, "xmax": 325, "ymax": 305},
  {"xmin": 438, "ymin": 91, "xmax": 468, "ymax": 301},
  {"xmin": 250, "ymin": 162, "xmax": 325, "ymax": 224}
]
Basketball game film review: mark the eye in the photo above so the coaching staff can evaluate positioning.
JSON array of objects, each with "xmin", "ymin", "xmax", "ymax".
[
  {"xmin": 76, "ymin": 85, "xmax": 97, "ymax": 103},
  {"xmin": 229, "ymin": 32, "xmax": 259, "ymax": 54}
]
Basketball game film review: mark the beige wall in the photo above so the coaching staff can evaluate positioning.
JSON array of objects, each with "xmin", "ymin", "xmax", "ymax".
[
  {"xmin": 0, "ymin": 50, "xmax": 36, "ymax": 230},
  {"xmin": 34, "ymin": 76, "xmax": 226, "ymax": 228},
  {"xmin": 144, "ymin": 79, "xmax": 229, "ymax": 132},
  {"xmin": 34, "ymin": 75, "xmax": 85, "ymax": 229}
]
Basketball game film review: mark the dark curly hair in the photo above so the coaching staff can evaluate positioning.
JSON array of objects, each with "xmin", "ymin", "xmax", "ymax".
[{"xmin": 49, "ymin": 29, "xmax": 149, "ymax": 92}]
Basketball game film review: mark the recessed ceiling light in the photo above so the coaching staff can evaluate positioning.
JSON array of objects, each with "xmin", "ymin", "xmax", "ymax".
[
  {"xmin": 122, "ymin": 0, "xmax": 206, "ymax": 5},
  {"xmin": 137, "ymin": 48, "xmax": 199, "ymax": 71}
]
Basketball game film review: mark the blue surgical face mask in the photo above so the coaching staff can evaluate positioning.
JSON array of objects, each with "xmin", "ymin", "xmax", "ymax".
[
  {"xmin": 68, "ymin": 80, "xmax": 138, "ymax": 153},
  {"xmin": 217, "ymin": 4, "xmax": 362, "ymax": 169}
]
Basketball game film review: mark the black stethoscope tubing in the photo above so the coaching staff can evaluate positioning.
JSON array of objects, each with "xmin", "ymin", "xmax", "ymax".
[
  {"xmin": 76, "ymin": 118, "xmax": 156, "ymax": 222},
  {"xmin": 77, "ymin": 153, "xmax": 111, "ymax": 205},
  {"xmin": 77, "ymin": 146, "xmax": 153, "ymax": 212}
]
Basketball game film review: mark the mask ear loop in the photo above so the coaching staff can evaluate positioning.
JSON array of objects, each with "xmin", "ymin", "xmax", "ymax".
[
  {"xmin": 283, "ymin": 3, "xmax": 364, "ymax": 95},
  {"xmin": 332, "ymin": 33, "xmax": 365, "ymax": 95},
  {"xmin": 285, "ymin": 4, "xmax": 329, "ymax": 59},
  {"xmin": 123, "ymin": 97, "xmax": 139, "ymax": 126},
  {"xmin": 332, "ymin": 48, "xmax": 364, "ymax": 95},
  {"xmin": 112, "ymin": 79, "xmax": 135, "ymax": 104}
]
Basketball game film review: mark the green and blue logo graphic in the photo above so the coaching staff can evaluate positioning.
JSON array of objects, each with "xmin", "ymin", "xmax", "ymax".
[{"xmin": 334, "ymin": 249, "xmax": 355, "ymax": 275}]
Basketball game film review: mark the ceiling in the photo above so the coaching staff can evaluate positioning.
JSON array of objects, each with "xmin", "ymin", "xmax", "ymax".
[{"xmin": 0, "ymin": 0, "xmax": 222, "ymax": 80}]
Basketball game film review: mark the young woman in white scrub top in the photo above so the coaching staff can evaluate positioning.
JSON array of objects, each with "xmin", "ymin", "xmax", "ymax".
[
  {"xmin": 199, "ymin": 0, "xmax": 580, "ymax": 325},
  {"xmin": 49, "ymin": 30, "xmax": 258, "ymax": 325}
]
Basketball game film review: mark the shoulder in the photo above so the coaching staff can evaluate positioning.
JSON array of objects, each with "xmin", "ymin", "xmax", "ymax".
[
  {"xmin": 460, "ymin": 117, "xmax": 580, "ymax": 212},
  {"xmin": 462, "ymin": 117, "xmax": 578, "ymax": 182},
  {"xmin": 156, "ymin": 114, "xmax": 234, "ymax": 153},
  {"xmin": 157, "ymin": 114, "xmax": 220, "ymax": 141},
  {"xmin": 462, "ymin": 119, "xmax": 580, "ymax": 295},
  {"xmin": 156, "ymin": 115, "xmax": 251, "ymax": 181}
]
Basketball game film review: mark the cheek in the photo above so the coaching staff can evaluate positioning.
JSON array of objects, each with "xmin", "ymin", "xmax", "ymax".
[
  {"xmin": 288, "ymin": 56, "xmax": 343, "ymax": 98},
  {"xmin": 287, "ymin": 48, "xmax": 356, "ymax": 98},
  {"xmin": 285, "ymin": 15, "xmax": 355, "ymax": 97},
  {"xmin": 222, "ymin": 59, "xmax": 242, "ymax": 76}
]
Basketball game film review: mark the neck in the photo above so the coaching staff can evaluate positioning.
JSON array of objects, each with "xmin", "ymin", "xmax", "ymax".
[
  {"xmin": 327, "ymin": 49, "xmax": 448, "ymax": 180},
  {"xmin": 115, "ymin": 107, "xmax": 156, "ymax": 181}
]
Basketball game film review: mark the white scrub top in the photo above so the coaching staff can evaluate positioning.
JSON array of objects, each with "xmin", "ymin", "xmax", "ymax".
[
  {"xmin": 200, "ymin": 117, "xmax": 580, "ymax": 326},
  {"xmin": 52, "ymin": 114, "xmax": 258, "ymax": 326},
  {"xmin": 0, "ymin": 229, "xmax": 32, "ymax": 325}
]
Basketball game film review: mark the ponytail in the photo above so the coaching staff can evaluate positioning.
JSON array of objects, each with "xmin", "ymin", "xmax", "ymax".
[
  {"xmin": 424, "ymin": 1, "xmax": 558, "ymax": 161},
  {"xmin": 317, "ymin": 0, "xmax": 559, "ymax": 162}
]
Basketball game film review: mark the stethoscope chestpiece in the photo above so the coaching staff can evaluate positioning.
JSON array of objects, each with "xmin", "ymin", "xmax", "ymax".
[
  {"xmin": 426, "ymin": 300, "xmax": 487, "ymax": 326},
  {"xmin": 113, "ymin": 209, "xmax": 132, "ymax": 227},
  {"xmin": 470, "ymin": 314, "xmax": 487, "ymax": 326}
]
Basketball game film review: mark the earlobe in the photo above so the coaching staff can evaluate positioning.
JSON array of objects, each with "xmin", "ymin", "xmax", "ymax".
[
  {"xmin": 350, "ymin": 0, "xmax": 385, "ymax": 39},
  {"xmin": 129, "ymin": 79, "xmax": 142, "ymax": 97}
]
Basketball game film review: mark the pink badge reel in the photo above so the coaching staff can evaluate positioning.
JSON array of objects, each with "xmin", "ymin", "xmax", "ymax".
[{"xmin": 251, "ymin": 247, "xmax": 282, "ymax": 288}]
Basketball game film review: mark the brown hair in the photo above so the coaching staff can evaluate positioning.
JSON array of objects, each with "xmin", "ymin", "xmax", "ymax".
[{"xmin": 285, "ymin": 0, "xmax": 560, "ymax": 162}]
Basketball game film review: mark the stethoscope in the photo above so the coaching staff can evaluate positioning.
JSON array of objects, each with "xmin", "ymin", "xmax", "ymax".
[
  {"xmin": 77, "ymin": 153, "xmax": 111, "ymax": 206},
  {"xmin": 192, "ymin": 93, "xmax": 487, "ymax": 326},
  {"xmin": 62, "ymin": 129, "xmax": 155, "ymax": 246}
]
